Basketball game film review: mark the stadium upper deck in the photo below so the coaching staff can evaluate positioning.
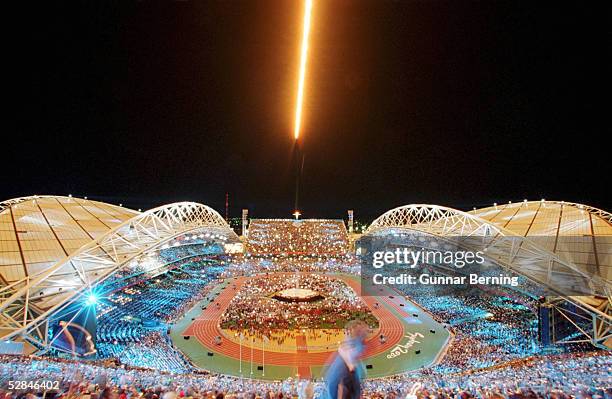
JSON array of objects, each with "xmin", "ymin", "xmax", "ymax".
[{"xmin": 246, "ymin": 219, "xmax": 349, "ymax": 256}]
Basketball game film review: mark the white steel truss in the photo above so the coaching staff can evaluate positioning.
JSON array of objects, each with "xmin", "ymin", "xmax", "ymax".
[
  {"xmin": 559, "ymin": 201, "xmax": 612, "ymax": 225},
  {"xmin": 0, "ymin": 196, "xmax": 36, "ymax": 213},
  {"xmin": 0, "ymin": 201, "xmax": 238, "ymax": 349},
  {"xmin": 544, "ymin": 296, "xmax": 612, "ymax": 348},
  {"xmin": 364, "ymin": 204, "xmax": 612, "ymax": 348}
]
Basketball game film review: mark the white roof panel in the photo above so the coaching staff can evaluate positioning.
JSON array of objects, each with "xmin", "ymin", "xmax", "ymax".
[
  {"xmin": 0, "ymin": 196, "xmax": 139, "ymax": 283},
  {"xmin": 471, "ymin": 201, "xmax": 612, "ymax": 281}
]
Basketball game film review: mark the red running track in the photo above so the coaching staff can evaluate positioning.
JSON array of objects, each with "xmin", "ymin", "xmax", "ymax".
[{"xmin": 182, "ymin": 275, "xmax": 405, "ymax": 369}]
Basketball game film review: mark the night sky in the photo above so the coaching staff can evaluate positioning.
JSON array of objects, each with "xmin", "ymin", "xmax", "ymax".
[{"xmin": 6, "ymin": 1, "xmax": 609, "ymax": 220}]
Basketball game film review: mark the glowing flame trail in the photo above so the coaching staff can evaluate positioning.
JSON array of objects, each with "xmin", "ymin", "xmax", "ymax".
[{"xmin": 294, "ymin": 0, "xmax": 313, "ymax": 140}]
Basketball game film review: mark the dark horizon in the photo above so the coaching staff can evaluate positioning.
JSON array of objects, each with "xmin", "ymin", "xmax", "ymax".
[{"xmin": 6, "ymin": 1, "xmax": 609, "ymax": 220}]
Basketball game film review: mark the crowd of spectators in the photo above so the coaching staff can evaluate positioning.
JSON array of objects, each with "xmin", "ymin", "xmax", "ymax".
[
  {"xmin": 397, "ymin": 282, "xmax": 540, "ymax": 372},
  {"xmin": 1, "ymin": 351, "xmax": 610, "ymax": 399},
  {"xmin": 364, "ymin": 350, "xmax": 611, "ymax": 398},
  {"xmin": 95, "ymin": 248, "xmax": 226, "ymax": 372},
  {"xmin": 219, "ymin": 273, "xmax": 378, "ymax": 336},
  {"xmin": 246, "ymin": 220, "xmax": 349, "ymax": 256},
  {"xmin": 97, "ymin": 333, "xmax": 192, "ymax": 374},
  {"xmin": 221, "ymin": 257, "xmax": 360, "ymax": 276}
]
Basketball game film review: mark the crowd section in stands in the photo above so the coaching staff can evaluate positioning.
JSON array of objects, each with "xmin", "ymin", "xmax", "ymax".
[
  {"xmin": 396, "ymin": 280, "xmax": 540, "ymax": 372},
  {"xmin": 100, "ymin": 240, "xmax": 225, "ymax": 295},
  {"xmin": 219, "ymin": 273, "xmax": 378, "ymax": 333},
  {"xmin": 1, "ymin": 351, "xmax": 610, "ymax": 399},
  {"xmin": 246, "ymin": 219, "xmax": 349, "ymax": 255},
  {"xmin": 95, "ymin": 244, "xmax": 227, "ymax": 372},
  {"xmin": 364, "ymin": 351, "xmax": 612, "ymax": 398},
  {"xmin": 157, "ymin": 241, "xmax": 225, "ymax": 265},
  {"xmin": 97, "ymin": 333, "xmax": 191, "ymax": 374},
  {"xmin": 221, "ymin": 257, "xmax": 360, "ymax": 276}
]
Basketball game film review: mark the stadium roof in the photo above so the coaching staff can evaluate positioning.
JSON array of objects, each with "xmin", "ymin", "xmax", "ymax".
[
  {"xmin": 0, "ymin": 196, "xmax": 238, "ymax": 349},
  {"xmin": 0, "ymin": 196, "xmax": 138, "ymax": 284},
  {"xmin": 365, "ymin": 202, "xmax": 611, "ymax": 293},
  {"xmin": 364, "ymin": 202, "xmax": 612, "ymax": 347},
  {"xmin": 469, "ymin": 201, "xmax": 612, "ymax": 282}
]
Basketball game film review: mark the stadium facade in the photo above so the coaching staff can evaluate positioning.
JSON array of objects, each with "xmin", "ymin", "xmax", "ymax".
[{"xmin": 0, "ymin": 196, "xmax": 610, "ymax": 356}]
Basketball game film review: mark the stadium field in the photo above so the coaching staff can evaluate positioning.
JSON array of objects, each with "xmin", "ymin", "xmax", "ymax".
[{"xmin": 170, "ymin": 274, "xmax": 451, "ymax": 380}]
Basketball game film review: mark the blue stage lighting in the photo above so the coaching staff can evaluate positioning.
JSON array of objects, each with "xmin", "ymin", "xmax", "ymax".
[{"xmin": 85, "ymin": 293, "xmax": 98, "ymax": 306}]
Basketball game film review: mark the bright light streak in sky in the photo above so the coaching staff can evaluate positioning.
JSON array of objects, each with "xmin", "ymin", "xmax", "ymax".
[{"xmin": 294, "ymin": 0, "xmax": 313, "ymax": 140}]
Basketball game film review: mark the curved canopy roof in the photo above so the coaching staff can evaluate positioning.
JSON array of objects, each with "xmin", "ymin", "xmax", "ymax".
[
  {"xmin": 0, "ymin": 196, "xmax": 138, "ymax": 284},
  {"xmin": 365, "ymin": 202, "xmax": 612, "ymax": 348},
  {"xmin": 365, "ymin": 203, "xmax": 610, "ymax": 297},
  {"xmin": 0, "ymin": 197, "xmax": 238, "ymax": 348},
  {"xmin": 470, "ymin": 201, "xmax": 612, "ymax": 282}
]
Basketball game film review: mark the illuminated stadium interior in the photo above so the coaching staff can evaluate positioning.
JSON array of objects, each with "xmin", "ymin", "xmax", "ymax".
[
  {"xmin": 4, "ymin": 0, "xmax": 610, "ymax": 396},
  {"xmin": 1, "ymin": 196, "xmax": 610, "ymax": 388}
]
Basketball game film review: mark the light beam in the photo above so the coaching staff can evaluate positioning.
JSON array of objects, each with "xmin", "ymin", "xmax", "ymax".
[
  {"xmin": 85, "ymin": 293, "xmax": 98, "ymax": 306},
  {"xmin": 294, "ymin": 0, "xmax": 313, "ymax": 140}
]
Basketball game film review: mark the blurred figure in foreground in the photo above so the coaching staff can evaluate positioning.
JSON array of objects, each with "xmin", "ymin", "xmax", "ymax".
[{"xmin": 323, "ymin": 320, "xmax": 369, "ymax": 399}]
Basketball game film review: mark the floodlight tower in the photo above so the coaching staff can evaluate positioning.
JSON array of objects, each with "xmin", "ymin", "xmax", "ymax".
[{"xmin": 242, "ymin": 209, "xmax": 249, "ymax": 237}]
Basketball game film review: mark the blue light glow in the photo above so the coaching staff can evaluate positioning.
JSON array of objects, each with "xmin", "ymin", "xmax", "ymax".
[{"xmin": 85, "ymin": 293, "xmax": 98, "ymax": 306}]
